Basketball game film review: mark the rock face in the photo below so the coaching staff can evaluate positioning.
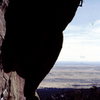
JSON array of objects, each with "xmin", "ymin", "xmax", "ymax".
[
  {"xmin": 0, "ymin": 1, "xmax": 26, "ymax": 99},
  {"xmin": 0, "ymin": 0, "xmax": 82, "ymax": 99}
]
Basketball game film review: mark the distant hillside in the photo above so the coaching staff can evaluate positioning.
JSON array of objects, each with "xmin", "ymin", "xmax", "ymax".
[{"xmin": 55, "ymin": 61, "xmax": 100, "ymax": 66}]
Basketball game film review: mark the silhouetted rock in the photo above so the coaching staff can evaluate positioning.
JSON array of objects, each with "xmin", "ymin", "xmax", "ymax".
[{"xmin": 0, "ymin": 0, "xmax": 82, "ymax": 99}]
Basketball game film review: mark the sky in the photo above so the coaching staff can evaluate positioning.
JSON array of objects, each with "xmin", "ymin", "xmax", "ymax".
[{"xmin": 57, "ymin": 0, "xmax": 100, "ymax": 62}]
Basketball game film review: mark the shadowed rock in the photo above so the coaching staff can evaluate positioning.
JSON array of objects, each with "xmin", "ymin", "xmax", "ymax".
[{"xmin": 0, "ymin": 0, "xmax": 82, "ymax": 99}]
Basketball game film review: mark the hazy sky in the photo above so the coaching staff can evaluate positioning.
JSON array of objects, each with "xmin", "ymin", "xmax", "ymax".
[{"xmin": 57, "ymin": 0, "xmax": 100, "ymax": 62}]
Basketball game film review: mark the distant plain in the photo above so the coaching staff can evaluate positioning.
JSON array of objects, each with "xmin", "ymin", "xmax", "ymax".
[{"xmin": 39, "ymin": 62, "xmax": 100, "ymax": 89}]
